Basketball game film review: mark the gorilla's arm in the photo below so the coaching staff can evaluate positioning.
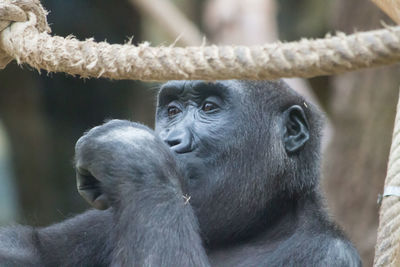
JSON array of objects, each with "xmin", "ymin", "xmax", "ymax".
[
  {"xmin": 0, "ymin": 209, "xmax": 112, "ymax": 266},
  {"xmin": 75, "ymin": 120, "xmax": 210, "ymax": 266},
  {"xmin": 0, "ymin": 200, "xmax": 205, "ymax": 266},
  {"xmin": 108, "ymin": 181, "xmax": 207, "ymax": 266},
  {"xmin": 0, "ymin": 224, "xmax": 42, "ymax": 265},
  {"xmin": 1, "ymin": 120, "xmax": 209, "ymax": 266}
]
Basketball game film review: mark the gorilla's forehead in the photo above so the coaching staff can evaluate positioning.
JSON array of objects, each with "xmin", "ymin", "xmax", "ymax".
[{"xmin": 158, "ymin": 80, "xmax": 246, "ymax": 98}]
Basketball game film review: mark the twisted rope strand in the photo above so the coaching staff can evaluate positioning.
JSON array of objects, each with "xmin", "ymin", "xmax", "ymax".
[{"xmin": 0, "ymin": 10, "xmax": 400, "ymax": 80}]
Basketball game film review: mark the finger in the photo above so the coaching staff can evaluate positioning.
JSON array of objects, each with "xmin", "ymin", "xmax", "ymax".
[{"xmin": 76, "ymin": 170, "xmax": 110, "ymax": 210}]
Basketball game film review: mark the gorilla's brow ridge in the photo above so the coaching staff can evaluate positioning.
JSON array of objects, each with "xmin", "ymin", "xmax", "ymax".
[
  {"xmin": 159, "ymin": 81, "xmax": 236, "ymax": 103},
  {"xmin": 190, "ymin": 82, "xmax": 233, "ymax": 98}
]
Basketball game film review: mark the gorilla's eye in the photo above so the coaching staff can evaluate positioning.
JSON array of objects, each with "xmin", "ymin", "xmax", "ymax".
[
  {"xmin": 202, "ymin": 102, "xmax": 218, "ymax": 112},
  {"xmin": 167, "ymin": 106, "xmax": 181, "ymax": 117}
]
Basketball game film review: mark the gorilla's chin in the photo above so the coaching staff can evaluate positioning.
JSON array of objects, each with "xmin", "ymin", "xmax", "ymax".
[
  {"xmin": 176, "ymin": 154, "xmax": 206, "ymax": 183},
  {"xmin": 174, "ymin": 153, "xmax": 219, "ymax": 204}
]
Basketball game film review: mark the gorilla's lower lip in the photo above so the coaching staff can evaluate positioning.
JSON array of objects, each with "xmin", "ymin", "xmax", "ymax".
[
  {"xmin": 172, "ymin": 146, "xmax": 197, "ymax": 154},
  {"xmin": 175, "ymin": 149, "xmax": 194, "ymax": 154}
]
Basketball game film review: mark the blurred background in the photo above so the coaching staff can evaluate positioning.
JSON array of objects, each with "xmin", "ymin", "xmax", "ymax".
[{"xmin": 0, "ymin": 0, "xmax": 398, "ymax": 265}]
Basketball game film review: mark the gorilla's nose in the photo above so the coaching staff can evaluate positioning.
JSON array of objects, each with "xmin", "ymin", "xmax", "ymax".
[{"xmin": 163, "ymin": 129, "xmax": 193, "ymax": 154}]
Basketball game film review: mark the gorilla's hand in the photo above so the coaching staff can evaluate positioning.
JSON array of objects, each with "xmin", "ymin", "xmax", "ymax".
[{"xmin": 74, "ymin": 120, "xmax": 181, "ymax": 210}]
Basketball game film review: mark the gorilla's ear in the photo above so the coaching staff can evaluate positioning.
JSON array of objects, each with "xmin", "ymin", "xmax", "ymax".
[{"xmin": 283, "ymin": 105, "xmax": 310, "ymax": 153}]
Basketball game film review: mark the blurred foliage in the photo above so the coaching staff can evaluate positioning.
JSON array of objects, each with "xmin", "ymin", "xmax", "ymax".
[
  {"xmin": 0, "ymin": 120, "xmax": 18, "ymax": 224},
  {"xmin": 0, "ymin": 0, "xmax": 159, "ymax": 225},
  {"xmin": 277, "ymin": 0, "xmax": 331, "ymax": 41}
]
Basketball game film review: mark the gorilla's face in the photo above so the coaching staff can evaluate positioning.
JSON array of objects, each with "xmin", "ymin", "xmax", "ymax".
[{"xmin": 155, "ymin": 81, "xmax": 246, "ymax": 196}]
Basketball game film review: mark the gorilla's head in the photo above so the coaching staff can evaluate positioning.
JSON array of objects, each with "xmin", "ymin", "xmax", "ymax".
[{"xmin": 155, "ymin": 80, "xmax": 324, "ymax": 245}]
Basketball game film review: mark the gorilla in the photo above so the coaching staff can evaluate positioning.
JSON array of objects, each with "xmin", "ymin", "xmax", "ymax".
[{"xmin": 0, "ymin": 80, "xmax": 361, "ymax": 266}]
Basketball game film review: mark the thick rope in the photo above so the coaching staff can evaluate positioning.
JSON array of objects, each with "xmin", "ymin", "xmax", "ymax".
[
  {"xmin": 1, "ymin": 1, "xmax": 400, "ymax": 81},
  {"xmin": 374, "ymin": 90, "xmax": 400, "ymax": 267},
  {"xmin": 0, "ymin": 0, "xmax": 49, "ymax": 69}
]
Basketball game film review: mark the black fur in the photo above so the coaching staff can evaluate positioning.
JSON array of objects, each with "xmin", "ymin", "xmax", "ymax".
[{"xmin": 0, "ymin": 80, "xmax": 361, "ymax": 266}]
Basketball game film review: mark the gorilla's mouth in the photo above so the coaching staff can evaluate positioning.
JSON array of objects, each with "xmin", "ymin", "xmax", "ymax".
[{"xmin": 170, "ymin": 142, "xmax": 198, "ymax": 155}]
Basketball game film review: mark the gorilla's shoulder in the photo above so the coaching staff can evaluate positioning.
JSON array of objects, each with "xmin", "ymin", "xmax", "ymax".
[
  {"xmin": 311, "ymin": 216, "xmax": 362, "ymax": 267},
  {"xmin": 322, "ymin": 237, "xmax": 362, "ymax": 267}
]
